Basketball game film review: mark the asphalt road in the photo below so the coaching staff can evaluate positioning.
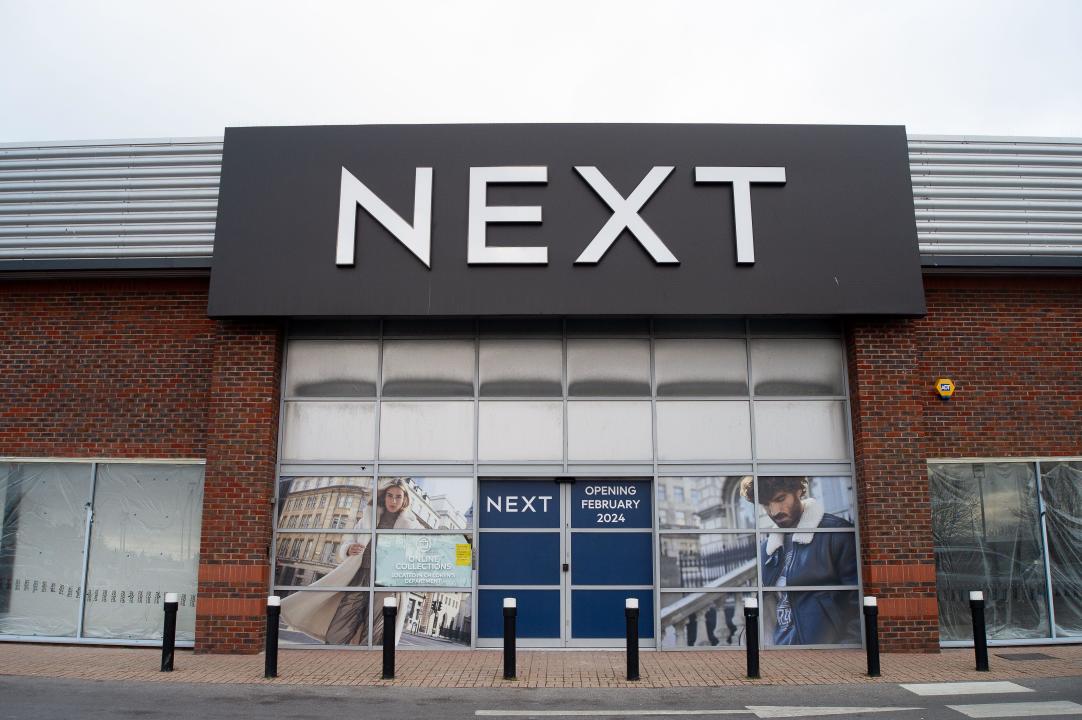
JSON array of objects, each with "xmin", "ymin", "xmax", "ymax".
[{"xmin": 2, "ymin": 675, "xmax": 1081, "ymax": 720}]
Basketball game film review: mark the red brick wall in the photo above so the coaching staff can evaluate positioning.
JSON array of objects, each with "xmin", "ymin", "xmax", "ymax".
[
  {"xmin": 0, "ymin": 277, "xmax": 283, "ymax": 653},
  {"xmin": 0, "ymin": 278, "xmax": 215, "ymax": 457},
  {"xmin": 847, "ymin": 275, "xmax": 1082, "ymax": 652},
  {"xmin": 195, "ymin": 319, "xmax": 282, "ymax": 653}
]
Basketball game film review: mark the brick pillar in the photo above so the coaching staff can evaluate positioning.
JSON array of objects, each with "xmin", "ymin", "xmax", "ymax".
[
  {"xmin": 196, "ymin": 319, "xmax": 283, "ymax": 653},
  {"xmin": 846, "ymin": 318, "xmax": 939, "ymax": 652}
]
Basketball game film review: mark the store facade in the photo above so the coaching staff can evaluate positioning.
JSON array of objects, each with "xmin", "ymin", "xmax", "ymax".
[{"xmin": 0, "ymin": 127, "xmax": 1079, "ymax": 653}]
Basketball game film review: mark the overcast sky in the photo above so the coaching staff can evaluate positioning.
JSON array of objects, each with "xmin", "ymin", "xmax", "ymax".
[{"xmin": 1, "ymin": 0, "xmax": 1080, "ymax": 143}]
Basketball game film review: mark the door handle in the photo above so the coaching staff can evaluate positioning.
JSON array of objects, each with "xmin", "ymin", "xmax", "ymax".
[{"xmin": 562, "ymin": 563, "xmax": 569, "ymax": 572}]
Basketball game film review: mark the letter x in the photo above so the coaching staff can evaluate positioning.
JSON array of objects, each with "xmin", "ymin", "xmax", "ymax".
[
  {"xmin": 574, "ymin": 166, "xmax": 678, "ymax": 264},
  {"xmin": 521, "ymin": 496, "xmax": 537, "ymax": 512}
]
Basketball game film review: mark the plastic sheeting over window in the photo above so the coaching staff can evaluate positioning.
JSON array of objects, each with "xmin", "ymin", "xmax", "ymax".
[
  {"xmin": 930, "ymin": 462, "xmax": 1049, "ymax": 641},
  {"xmin": 0, "ymin": 463, "xmax": 89, "ymax": 637},
  {"xmin": 0, "ymin": 461, "xmax": 203, "ymax": 643},
  {"xmin": 1041, "ymin": 462, "xmax": 1082, "ymax": 637}
]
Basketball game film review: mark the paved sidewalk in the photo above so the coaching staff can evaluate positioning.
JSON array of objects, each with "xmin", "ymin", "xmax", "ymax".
[{"xmin": 1, "ymin": 643, "xmax": 1079, "ymax": 688}]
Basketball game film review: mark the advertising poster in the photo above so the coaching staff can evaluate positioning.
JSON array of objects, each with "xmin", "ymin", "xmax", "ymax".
[{"xmin": 375, "ymin": 534, "xmax": 472, "ymax": 588}]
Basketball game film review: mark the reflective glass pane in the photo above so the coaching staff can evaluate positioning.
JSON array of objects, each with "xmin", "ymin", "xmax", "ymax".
[
  {"xmin": 281, "ymin": 401, "xmax": 375, "ymax": 461},
  {"xmin": 288, "ymin": 319, "xmax": 380, "ymax": 338},
  {"xmin": 82, "ymin": 464, "xmax": 203, "ymax": 641},
  {"xmin": 382, "ymin": 319, "xmax": 475, "ymax": 337},
  {"xmin": 565, "ymin": 318, "xmax": 649, "ymax": 337},
  {"xmin": 660, "ymin": 534, "xmax": 757, "ymax": 588},
  {"xmin": 284, "ymin": 340, "xmax": 378, "ymax": 397},
  {"xmin": 1042, "ymin": 461, "xmax": 1082, "ymax": 636},
  {"xmin": 381, "ymin": 340, "xmax": 475, "ymax": 397},
  {"xmin": 655, "ymin": 339, "xmax": 748, "ymax": 396},
  {"xmin": 0, "ymin": 462, "xmax": 89, "ymax": 637},
  {"xmin": 749, "ymin": 319, "xmax": 841, "ymax": 337},
  {"xmin": 657, "ymin": 477, "xmax": 754, "ymax": 530},
  {"xmin": 759, "ymin": 530, "xmax": 858, "ymax": 588},
  {"xmin": 656, "ymin": 401, "xmax": 751, "ymax": 461},
  {"xmin": 566, "ymin": 339, "xmax": 650, "ymax": 396},
  {"xmin": 566, "ymin": 401, "xmax": 652, "ymax": 462},
  {"xmin": 274, "ymin": 532, "xmax": 371, "ymax": 588},
  {"xmin": 378, "ymin": 477, "xmax": 473, "ymax": 530},
  {"xmin": 660, "ymin": 592, "xmax": 755, "ymax": 648},
  {"xmin": 763, "ymin": 590, "xmax": 860, "ymax": 646},
  {"xmin": 374, "ymin": 534, "xmax": 473, "ymax": 588},
  {"xmin": 276, "ymin": 477, "xmax": 373, "ymax": 531},
  {"xmin": 378, "ymin": 402, "xmax": 474, "ymax": 461},
  {"xmin": 479, "ymin": 318, "xmax": 562, "ymax": 336},
  {"xmin": 479, "ymin": 339, "xmax": 562, "ymax": 397},
  {"xmin": 478, "ymin": 401, "xmax": 563, "ymax": 461},
  {"xmin": 752, "ymin": 476, "xmax": 856, "ymax": 528},
  {"xmin": 278, "ymin": 589, "xmax": 372, "ymax": 646},
  {"xmin": 375, "ymin": 591, "xmax": 472, "ymax": 647},
  {"xmin": 653, "ymin": 318, "xmax": 746, "ymax": 338},
  {"xmin": 930, "ymin": 462, "xmax": 1050, "ymax": 640},
  {"xmin": 753, "ymin": 400, "xmax": 848, "ymax": 460},
  {"xmin": 750, "ymin": 338, "xmax": 846, "ymax": 396}
]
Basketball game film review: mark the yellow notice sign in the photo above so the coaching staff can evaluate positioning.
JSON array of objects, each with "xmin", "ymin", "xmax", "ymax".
[{"xmin": 455, "ymin": 543, "xmax": 472, "ymax": 566}]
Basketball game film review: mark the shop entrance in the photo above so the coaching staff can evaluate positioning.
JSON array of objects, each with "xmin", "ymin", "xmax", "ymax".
[{"xmin": 476, "ymin": 477, "xmax": 654, "ymax": 648}]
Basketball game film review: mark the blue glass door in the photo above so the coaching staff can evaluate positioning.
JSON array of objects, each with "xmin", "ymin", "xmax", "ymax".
[
  {"xmin": 477, "ymin": 477, "xmax": 654, "ymax": 647},
  {"xmin": 568, "ymin": 478, "xmax": 654, "ymax": 646}
]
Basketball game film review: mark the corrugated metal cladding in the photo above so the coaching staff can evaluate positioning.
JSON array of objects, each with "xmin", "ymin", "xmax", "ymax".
[
  {"xmin": 911, "ymin": 134, "xmax": 1082, "ymax": 265},
  {"xmin": 0, "ymin": 137, "xmax": 220, "ymax": 267},
  {"xmin": 1, "ymin": 133, "xmax": 1080, "ymax": 270}
]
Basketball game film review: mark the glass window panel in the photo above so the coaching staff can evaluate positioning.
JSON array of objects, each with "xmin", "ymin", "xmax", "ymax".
[
  {"xmin": 281, "ymin": 401, "xmax": 375, "ymax": 461},
  {"xmin": 378, "ymin": 402, "xmax": 474, "ymax": 462},
  {"xmin": 1042, "ymin": 461, "xmax": 1082, "ymax": 637},
  {"xmin": 284, "ymin": 340, "xmax": 379, "ymax": 397},
  {"xmin": 479, "ymin": 318, "xmax": 562, "ymax": 336},
  {"xmin": 0, "ymin": 462, "xmax": 89, "ymax": 637},
  {"xmin": 478, "ymin": 401, "xmax": 563, "ymax": 461},
  {"xmin": 763, "ymin": 590, "xmax": 860, "ymax": 646},
  {"xmin": 567, "ymin": 339, "xmax": 650, "ymax": 396},
  {"xmin": 565, "ymin": 318, "xmax": 649, "ymax": 337},
  {"xmin": 278, "ymin": 589, "xmax": 372, "ymax": 646},
  {"xmin": 655, "ymin": 339, "xmax": 749, "ymax": 396},
  {"xmin": 374, "ymin": 534, "xmax": 473, "ymax": 588},
  {"xmin": 750, "ymin": 338, "xmax": 846, "ymax": 396},
  {"xmin": 479, "ymin": 339, "xmax": 563, "ymax": 397},
  {"xmin": 274, "ymin": 532, "xmax": 371, "ymax": 588},
  {"xmin": 749, "ymin": 319, "xmax": 841, "ymax": 337},
  {"xmin": 382, "ymin": 319, "xmax": 476, "ymax": 337},
  {"xmin": 753, "ymin": 476, "xmax": 856, "ymax": 528},
  {"xmin": 288, "ymin": 319, "xmax": 380, "ymax": 338},
  {"xmin": 381, "ymin": 340, "xmax": 475, "ymax": 397},
  {"xmin": 656, "ymin": 401, "xmax": 751, "ymax": 461},
  {"xmin": 659, "ymin": 534, "xmax": 757, "ymax": 588},
  {"xmin": 660, "ymin": 591, "xmax": 755, "ymax": 648},
  {"xmin": 378, "ymin": 477, "xmax": 473, "ymax": 531},
  {"xmin": 753, "ymin": 400, "xmax": 848, "ymax": 460},
  {"xmin": 759, "ymin": 530, "xmax": 858, "ymax": 588},
  {"xmin": 657, "ymin": 477, "xmax": 754, "ymax": 530},
  {"xmin": 276, "ymin": 477, "xmax": 373, "ymax": 531},
  {"xmin": 566, "ymin": 401, "xmax": 652, "ymax": 462},
  {"xmin": 653, "ymin": 318, "xmax": 746, "ymax": 338},
  {"xmin": 82, "ymin": 464, "xmax": 204, "ymax": 641},
  {"xmin": 374, "ymin": 591, "xmax": 472, "ymax": 647},
  {"xmin": 930, "ymin": 462, "xmax": 1050, "ymax": 641}
]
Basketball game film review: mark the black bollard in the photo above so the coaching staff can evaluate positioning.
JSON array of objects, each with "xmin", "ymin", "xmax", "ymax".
[
  {"xmin": 503, "ymin": 597, "xmax": 517, "ymax": 680},
  {"xmin": 265, "ymin": 595, "xmax": 281, "ymax": 679},
  {"xmin": 744, "ymin": 596, "xmax": 760, "ymax": 679},
  {"xmin": 161, "ymin": 592, "xmax": 178, "ymax": 672},
  {"xmin": 382, "ymin": 597, "xmax": 398, "ymax": 680},
  {"xmin": 863, "ymin": 596, "xmax": 880, "ymax": 677},
  {"xmin": 625, "ymin": 598, "xmax": 640, "ymax": 681},
  {"xmin": 970, "ymin": 590, "xmax": 989, "ymax": 672}
]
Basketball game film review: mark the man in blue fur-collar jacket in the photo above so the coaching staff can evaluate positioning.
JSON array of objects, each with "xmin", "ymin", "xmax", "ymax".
[{"xmin": 741, "ymin": 476, "xmax": 860, "ymax": 646}]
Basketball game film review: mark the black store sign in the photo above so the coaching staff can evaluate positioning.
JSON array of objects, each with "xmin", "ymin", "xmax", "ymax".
[{"xmin": 209, "ymin": 124, "xmax": 924, "ymax": 317}]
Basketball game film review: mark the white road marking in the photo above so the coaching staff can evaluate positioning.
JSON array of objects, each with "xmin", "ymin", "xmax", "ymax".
[
  {"xmin": 748, "ymin": 708, "xmax": 921, "ymax": 718},
  {"xmin": 900, "ymin": 682, "xmax": 1033, "ymax": 696},
  {"xmin": 475, "ymin": 708, "xmax": 921, "ymax": 718},
  {"xmin": 475, "ymin": 712, "xmax": 748, "ymax": 717},
  {"xmin": 947, "ymin": 701, "xmax": 1082, "ymax": 718}
]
